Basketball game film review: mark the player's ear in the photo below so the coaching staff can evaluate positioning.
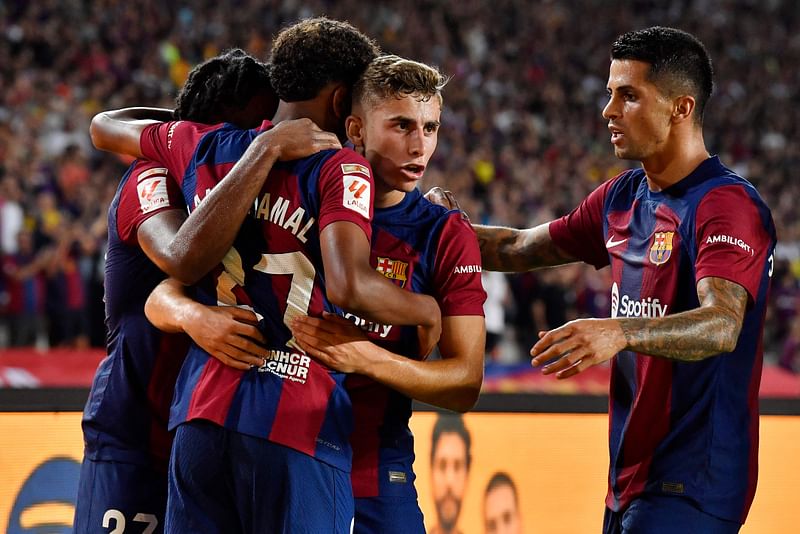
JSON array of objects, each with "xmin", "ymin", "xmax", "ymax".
[
  {"xmin": 331, "ymin": 85, "xmax": 351, "ymax": 122},
  {"xmin": 345, "ymin": 115, "xmax": 364, "ymax": 148},
  {"xmin": 671, "ymin": 95, "xmax": 695, "ymax": 124}
]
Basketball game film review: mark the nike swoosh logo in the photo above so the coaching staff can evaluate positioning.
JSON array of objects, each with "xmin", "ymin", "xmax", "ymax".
[{"xmin": 605, "ymin": 236, "xmax": 627, "ymax": 248}]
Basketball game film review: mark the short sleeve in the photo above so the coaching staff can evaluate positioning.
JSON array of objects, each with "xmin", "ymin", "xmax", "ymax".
[
  {"xmin": 140, "ymin": 121, "xmax": 209, "ymax": 180},
  {"xmin": 432, "ymin": 212, "xmax": 487, "ymax": 316},
  {"xmin": 116, "ymin": 161, "xmax": 184, "ymax": 245},
  {"xmin": 694, "ymin": 185, "xmax": 773, "ymax": 303},
  {"xmin": 548, "ymin": 177, "xmax": 615, "ymax": 269},
  {"xmin": 316, "ymin": 148, "xmax": 374, "ymax": 240}
]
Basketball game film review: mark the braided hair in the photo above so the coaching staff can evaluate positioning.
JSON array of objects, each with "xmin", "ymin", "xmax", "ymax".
[{"xmin": 173, "ymin": 48, "xmax": 275, "ymax": 125}]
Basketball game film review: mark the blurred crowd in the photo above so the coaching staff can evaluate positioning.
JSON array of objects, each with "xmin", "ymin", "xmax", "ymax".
[{"xmin": 0, "ymin": 0, "xmax": 798, "ymax": 370}]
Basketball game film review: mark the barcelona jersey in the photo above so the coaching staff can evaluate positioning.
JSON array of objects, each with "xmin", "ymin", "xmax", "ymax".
[
  {"xmin": 140, "ymin": 120, "xmax": 375, "ymax": 471},
  {"xmin": 345, "ymin": 189, "xmax": 486, "ymax": 499},
  {"xmin": 82, "ymin": 159, "xmax": 190, "ymax": 471},
  {"xmin": 549, "ymin": 156, "xmax": 776, "ymax": 522}
]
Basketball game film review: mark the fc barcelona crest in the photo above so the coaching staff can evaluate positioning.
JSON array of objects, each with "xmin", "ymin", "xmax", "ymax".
[
  {"xmin": 649, "ymin": 232, "xmax": 674, "ymax": 265},
  {"xmin": 376, "ymin": 257, "xmax": 409, "ymax": 287}
]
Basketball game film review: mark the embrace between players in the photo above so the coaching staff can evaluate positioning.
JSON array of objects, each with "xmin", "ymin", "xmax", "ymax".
[{"xmin": 78, "ymin": 16, "xmax": 774, "ymax": 534}]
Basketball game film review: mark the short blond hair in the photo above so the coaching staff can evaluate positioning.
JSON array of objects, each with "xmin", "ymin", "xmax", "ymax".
[{"xmin": 353, "ymin": 54, "xmax": 448, "ymax": 108}]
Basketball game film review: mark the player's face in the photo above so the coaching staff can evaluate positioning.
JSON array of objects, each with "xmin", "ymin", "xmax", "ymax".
[
  {"xmin": 602, "ymin": 59, "xmax": 675, "ymax": 164},
  {"xmin": 357, "ymin": 94, "xmax": 441, "ymax": 206},
  {"xmin": 431, "ymin": 432, "xmax": 469, "ymax": 532},
  {"xmin": 484, "ymin": 484, "xmax": 522, "ymax": 534}
]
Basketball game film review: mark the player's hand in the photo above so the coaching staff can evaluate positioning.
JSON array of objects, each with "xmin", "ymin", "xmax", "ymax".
[
  {"xmin": 416, "ymin": 301, "xmax": 442, "ymax": 359},
  {"xmin": 423, "ymin": 187, "xmax": 469, "ymax": 221},
  {"xmin": 290, "ymin": 313, "xmax": 373, "ymax": 374},
  {"xmin": 183, "ymin": 305, "xmax": 268, "ymax": 371},
  {"xmin": 263, "ymin": 118, "xmax": 341, "ymax": 161},
  {"xmin": 530, "ymin": 318, "xmax": 626, "ymax": 379}
]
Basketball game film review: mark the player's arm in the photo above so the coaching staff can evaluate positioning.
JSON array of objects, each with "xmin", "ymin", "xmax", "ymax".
[
  {"xmin": 125, "ymin": 116, "xmax": 340, "ymax": 284},
  {"xmin": 320, "ymin": 222, "xmax": 441, "ymax": 355},
  {"xmin": 144, "ymin": 278, "xmax": 268, "ymax": 370},
  {"xmin": 472, "ymin": 223, "xmax": 576, "ymax": 272},
  {"xmin": 423, "ymin": 187, "xmax": 576, "ymax": 271},
  {"xmin": 530, "ymin": 277, "xmax": 748, "ymax": 378},
  {"xmin": 90, "ymin": 107, "xmax": 173, "ymax": 158},
  {"xmin": 291, "ymin": 314, "xmax": 485, "ymax": 412}
]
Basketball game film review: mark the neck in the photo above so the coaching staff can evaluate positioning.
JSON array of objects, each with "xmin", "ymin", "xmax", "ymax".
[
  {"xmin": 374, "ymin": 180, "xmax": 406, "ymax": 208},
  {"xmin": 272, "ymin": 100, "xmax": 327, "ymax": 128},
  {"xmin": 642, "ymin": 128, "xmax": 709, "ymax": 191}
]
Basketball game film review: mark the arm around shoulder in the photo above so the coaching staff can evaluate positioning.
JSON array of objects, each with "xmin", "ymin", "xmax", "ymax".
[{"xmin": 90, "ymin": 107, "xmax": 172, "ymax": 157}]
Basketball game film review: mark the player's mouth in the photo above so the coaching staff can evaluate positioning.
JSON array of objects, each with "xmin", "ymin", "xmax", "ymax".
[
  {"xmin": 400, "ymin": 163, "xmax": 425, "ymax": 180},
  {"xmin": 609, "ymin": 125, "xmax": 624, "ymax": 145}
]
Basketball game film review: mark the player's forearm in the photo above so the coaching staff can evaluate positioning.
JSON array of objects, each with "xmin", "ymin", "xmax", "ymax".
[
  {"xmin": 618, "ymin": 277, "xmax": 747, "ymax": 361},
  {"xmin": 166, "ymin": 135, "xmax": 281, "ymax": 284},
  {"xmin": 335, "ymin": 272, "xmax": 440, "ymax": 327},
  {"xmin": 144, "ymin": 278, "xmax": 200, "ymax": 334},
  {"xmin": 473, "ymin": 223, "xmax": 573, "ymax": 272},
  {"xmin": 322, "ymin": 224, "xmax": 440, "ymax": 327},
  {"xmin": 361, "ymin": 346, "xmax": 482, "ymax": 412},
  {"xmin": 618, "ymin": 308, "xmax": 742, "ymax": 361},
  {"xmin": 90, "ymin": 108, "xmax": 171, "ymax": 157}
]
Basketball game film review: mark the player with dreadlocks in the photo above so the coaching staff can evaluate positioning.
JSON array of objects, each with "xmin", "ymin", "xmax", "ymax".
[{"xmin": 75, "ymin": 48, "xmax": 338, "ymax": 534}]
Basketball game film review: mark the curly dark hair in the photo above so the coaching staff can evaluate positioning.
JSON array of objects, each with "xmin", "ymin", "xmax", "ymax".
[
  {"xmin": 612, "ymin": 26, "xmax": 714, "ymax": 125},
  {"xmin": 173, "ymin": 48, "xmax": 275, "ymax": 125},
  {"xmin": 269, "ymin": 17, "xmax": 380, "ymax": 102}
]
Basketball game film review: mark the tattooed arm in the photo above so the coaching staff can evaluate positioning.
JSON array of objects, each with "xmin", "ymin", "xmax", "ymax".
[
  {"xmin": 618, "ymin": 277, "xmax": 747, "ymax": 359},
  {"xmin": 529, "ymin": 277, "xmax": 748, "ymax": 378},
  {"xmin": 473, "ymin": 223, "xmax": 577, "ymax": 272},
  {"xmin": 422, "ymin": 187, "xmax": 577, "ymax": 272}
]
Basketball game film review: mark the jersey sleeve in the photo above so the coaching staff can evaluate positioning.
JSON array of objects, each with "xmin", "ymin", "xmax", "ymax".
[
  {"xmin": 432, "ymin": 212, "xmax": 487, "ymax": 316},
  {"xmin": 316, "ymin": 148, "xmax": 374, "ymax": 239},
  {"xmin": 116, "ymin": 161, "xmax": 184, "ymax": 246},
  {"xmin": 694, "ymin": 185, "xmax": 773, "ymax": 303},
  {"xmin": 548, "ymin": 177, "xmax": 614, "ymax": 269},
  {"xmin": 140, "ymin": 121, "xmax": 206, "ymax": 180}
]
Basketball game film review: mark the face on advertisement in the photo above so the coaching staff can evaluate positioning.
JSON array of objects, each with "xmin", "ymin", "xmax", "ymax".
[
  {"xmin": 484, "ymin": 480, "xmax": 522, "ymax": 534},
  {"xmin": 431, "ymin": 431, "xmax": 469, "ymax": 533}
]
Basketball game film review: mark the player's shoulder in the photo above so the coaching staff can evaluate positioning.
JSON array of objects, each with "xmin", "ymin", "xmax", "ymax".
[
  {"xmin": 115, "ymin": 159, "xmax": 169, "ymax": 196},
  {"xmin": 320, "ymin": 147, "xmax": 372, "ymax": 173},
  {"xmin": 297, "ymin": 147, "xmax": 373, "ymax": 186},
  {"xmin": 129, "ymin": 158, "xmax": 169, "ymax": 176},
  {"xmin": 409, "ymin": 194, "xmax": 475, "ymax": 240},
  {"xmin": 690, "ymin": 157, "xmax": 769, "ymax": 209}
]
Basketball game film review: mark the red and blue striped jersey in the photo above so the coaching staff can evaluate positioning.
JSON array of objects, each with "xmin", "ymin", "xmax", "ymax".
[
  {"xmin": 140, "ymin": 120, "xmax": 375, "ymax": 471},
  {"xmin": 82, "ymin": 159, "xmax": 190, "ymax": 472},
  {"xmin": 549, "ymin": 156, "xmax": 776, "ymax": 522},
  {"xmin": 344, "ymin": 189, "xmax": 486, "ymax": 498}
]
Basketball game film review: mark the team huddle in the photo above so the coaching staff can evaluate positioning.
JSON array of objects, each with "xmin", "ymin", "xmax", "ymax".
[{"xmin": 76, "ymin": 16, "xmax": 775, "ymax": 534}]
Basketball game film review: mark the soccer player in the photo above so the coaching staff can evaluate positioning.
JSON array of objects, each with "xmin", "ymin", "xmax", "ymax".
[
  {"xmin": 94, "ymin": 18, "xmax": 442, "ymax": 533},
  {"xmin": 75, "ymin": 49, "xmax": 335, "ymax": 533},
  {"xmin": 286, "ymin": 55, "xmax": 486, "ymax": 533},
  {"xmin": 430, "ymin": 27, "xmax": 775, "ymax": 533}
]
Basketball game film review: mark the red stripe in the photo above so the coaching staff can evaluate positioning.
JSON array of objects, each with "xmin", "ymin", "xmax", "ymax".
[
  {"xmin": 186, "ymin": 358, "xmax": 244, "ymax": 425},
  {"xmin": 615, "ymin": 356, "xmax": 673, "ymax": 508},
  {"xmin": 269, "ymin": 361, "xmax": 335, "ymax": 457},
  {"xmin": 348, "ymin": 380, "xmax": 389, "ymax": 497}
]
